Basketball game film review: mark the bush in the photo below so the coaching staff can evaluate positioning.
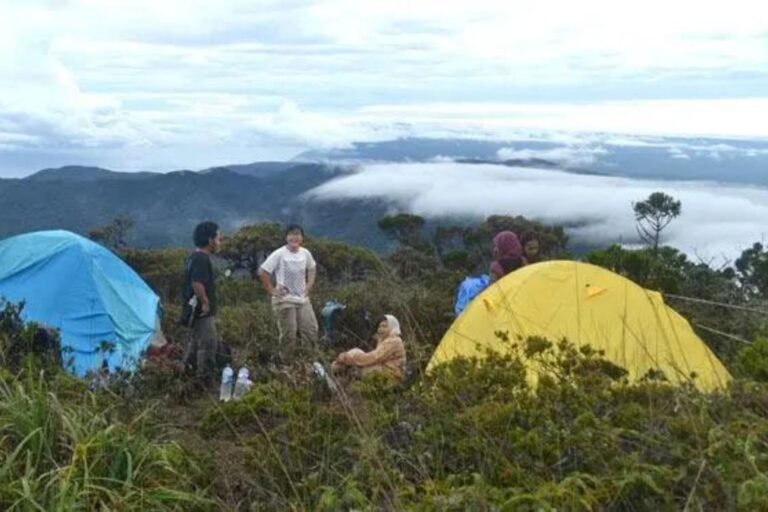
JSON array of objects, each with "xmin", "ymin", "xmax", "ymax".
[
  {"xmin": 307, "ymin": 237, "xmax": 384, "ymax": 284},
  {"xmin": 148, "ymin": 339, "xmax": 768, "ymax": 509},
  {"xmin": 122, "ymin": 248, "xmax": 187, "ymax": 304},
  {"xmin": 0, "ymin": 300, "xmax": 63, "ymax": 373},
  {"xmin": 735, "ymin": 337, "xmax": 768, "ymax": 382},
  {"xmin": 217, "ymin": 302, "xmax": 279, "ymax": 362}
]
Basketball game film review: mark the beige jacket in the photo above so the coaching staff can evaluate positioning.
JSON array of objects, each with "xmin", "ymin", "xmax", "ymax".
[{"xmin": 343, "ymin": 335, "xmax": 407, "ymax": 381}]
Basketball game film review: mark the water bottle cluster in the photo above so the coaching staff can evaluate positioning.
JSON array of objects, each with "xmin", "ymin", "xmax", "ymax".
[{"xmin": 219, "ymin": 365, "xmax": 253, "ymax": 402}]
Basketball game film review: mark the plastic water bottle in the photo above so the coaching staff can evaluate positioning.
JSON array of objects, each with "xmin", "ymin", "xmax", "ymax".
[
  {"xmin": 312, "ymin": 361, "xmax": 327, "ymax": 379},
  {"xmin": 233, "ymin": 367, "xmax": 252, "ymax": 401},
  {"xmin": 219, "ymin": 365, "xmax": 234, "ymax": 402}
]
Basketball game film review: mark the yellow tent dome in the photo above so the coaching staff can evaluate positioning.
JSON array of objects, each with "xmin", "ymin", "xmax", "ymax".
[{"xmin": 429, "ymin": 261, "xmax": 731, "ymax": 391}]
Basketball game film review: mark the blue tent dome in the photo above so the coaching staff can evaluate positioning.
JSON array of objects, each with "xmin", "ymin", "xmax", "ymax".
[{"xmin": 0, "ymin": 230, "xmax": 161, "ymax": 376}]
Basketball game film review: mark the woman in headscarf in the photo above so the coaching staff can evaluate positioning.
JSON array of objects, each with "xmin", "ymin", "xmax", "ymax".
[
  {"xmin": 489, "ymin": 231, "xmax": 525, "ymax": 283},
  {"xmin": 331, "ymin": 315, "xmax": 406, "ymax": 381}
]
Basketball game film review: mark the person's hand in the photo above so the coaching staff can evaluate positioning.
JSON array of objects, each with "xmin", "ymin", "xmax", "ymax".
[
  {"xmin": 331, "ymin": 360, "xmax": 343, "ymax": 372},
  {"xmin": 200, "ymin": 301, "xmax": 211, "ymax": 316},
  {"xmin": 272, "ymin": 287, "xmax": 287, "ymax": 298}
]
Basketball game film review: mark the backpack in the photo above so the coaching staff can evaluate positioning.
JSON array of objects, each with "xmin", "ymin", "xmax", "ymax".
[{"xmin": 454, "ymin": 275, "xmax": 491, "ymax": 316}]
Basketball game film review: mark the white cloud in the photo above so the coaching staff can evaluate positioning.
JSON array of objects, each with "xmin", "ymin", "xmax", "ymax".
[
  {"xmin": 307, "ymin": 162, "xmax": 768, "ymax": 260},
  {"xmin": 357, "ymin": 100, "xmax": 768, "ymax": 140},
  {"xmin": 245, "ymin": 101, "xmax": 378, "ymax": 149},
  {"xmin": 668, "ymin": 147, "xmax": 692, "ymax": 160}
]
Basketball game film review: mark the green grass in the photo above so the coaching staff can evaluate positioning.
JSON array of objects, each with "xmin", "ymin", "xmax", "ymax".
[{"xmin": 0, "ymin": 372, "xmax": 214, "ymax": 511}]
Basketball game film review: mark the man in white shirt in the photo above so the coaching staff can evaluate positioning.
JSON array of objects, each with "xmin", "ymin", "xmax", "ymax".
[{"xmin": 258, "ymin": 224, "xmax": 319, "ymax": 359}]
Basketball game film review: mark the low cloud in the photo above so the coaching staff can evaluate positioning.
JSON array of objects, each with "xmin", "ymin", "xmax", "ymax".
[
  {"xmin": 307, "ymin": 162, "xmax": 768, "ymax": 260},
  {"xmin": 668, "ymin": 147, "xmax": 692, "ymax": 160}
]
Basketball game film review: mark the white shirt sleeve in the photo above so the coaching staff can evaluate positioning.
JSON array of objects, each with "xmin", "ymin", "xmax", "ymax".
[
  {"xmin": 260, "ymin": 247, "xmax": 283, "ymax": 274},
  {"xmin": 305, "ymin": 249, "xmax": 317, "ymax": 270}
]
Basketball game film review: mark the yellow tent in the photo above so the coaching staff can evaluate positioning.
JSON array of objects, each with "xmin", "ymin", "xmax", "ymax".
[{"xmin": 429, "ymin": 261, "xmax": 731, "ymax": 391}]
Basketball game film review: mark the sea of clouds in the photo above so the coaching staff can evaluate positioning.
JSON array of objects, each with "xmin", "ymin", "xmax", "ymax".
[{"xmin": 308, "ymin": 162, "xmax": 768, "ymax": 261}]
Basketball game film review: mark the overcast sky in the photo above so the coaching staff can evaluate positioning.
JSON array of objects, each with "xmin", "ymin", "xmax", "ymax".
[{"xmin": 1, "ymin": 0, "xmax": 768, "ymax": 175}]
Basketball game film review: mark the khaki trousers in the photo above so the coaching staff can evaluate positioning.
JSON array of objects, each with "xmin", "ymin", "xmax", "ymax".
[{"xmin": 273, "ymin": 301, "xmax": 318, "ymax": 359}]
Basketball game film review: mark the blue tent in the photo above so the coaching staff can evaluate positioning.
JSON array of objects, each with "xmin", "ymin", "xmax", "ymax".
[{"xmin": 0, "ymin": 230, "xmax": 161, "ymax": 376}]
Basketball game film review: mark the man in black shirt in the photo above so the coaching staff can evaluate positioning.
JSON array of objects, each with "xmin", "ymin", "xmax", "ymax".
[{"xmin": 182, "ymin": 221, "xmax": 222, "ymax": 384}]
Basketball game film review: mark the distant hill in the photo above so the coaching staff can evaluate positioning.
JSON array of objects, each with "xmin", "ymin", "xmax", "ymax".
[
  {"xmin": 199, "ymin": 162, "xmax": 300, "ymax": 178},
  {"xmin": 26, "ymin": 165, "xmax": 159, "ymax": 182},
  {"xmin": 0, "ymin": 162, "xmax": 393, "ymax": 249}
]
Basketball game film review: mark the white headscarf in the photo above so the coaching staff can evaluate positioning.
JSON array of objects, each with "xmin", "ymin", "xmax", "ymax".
[{"xmin": 385, "ymin": 314, "xmax": 402, "ymax": 337}]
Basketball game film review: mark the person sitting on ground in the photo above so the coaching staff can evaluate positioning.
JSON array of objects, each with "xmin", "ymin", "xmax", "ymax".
[
  {"xmin": 331, "ymin": 315, "xmax": 406, "ymax": 381},
  {"xmin": 521, "ymin": 230, "xmax": 542, "ymax": 264},
  {"xmin": 489, "ymin": 231, "xmax": 525, "ymax": 283}
]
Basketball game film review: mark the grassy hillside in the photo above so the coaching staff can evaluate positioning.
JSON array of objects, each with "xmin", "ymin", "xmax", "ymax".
[{"xmin": 1, "ymin": 218, "xmax": 768, "ymax": 510}]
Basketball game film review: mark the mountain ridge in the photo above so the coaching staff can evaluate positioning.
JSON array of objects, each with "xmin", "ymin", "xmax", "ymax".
[{"xmin": 0, "ymin": 162, "xmax": 388, "ymax": 248}]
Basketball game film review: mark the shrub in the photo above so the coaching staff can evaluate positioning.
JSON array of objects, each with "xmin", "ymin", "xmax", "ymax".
[
  {"xmin": 217, "ymin": 302, "xmax": 279, "ymax": 361},
  {"xmin": 122, "ymin": 248, "xmax": 187, "ymax": 304},
  {"xmin": 0, "ymin": 300, "xmax": 63, "ymax": 373},
  {"xmin": 735, "ymin": 337, "xmax": 768, "ymax": 382}
]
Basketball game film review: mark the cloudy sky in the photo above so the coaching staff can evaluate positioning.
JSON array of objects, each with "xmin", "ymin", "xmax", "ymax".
[{"xmin": 1, "ymin": 0, "xmax": 767, "ymax": 176}]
